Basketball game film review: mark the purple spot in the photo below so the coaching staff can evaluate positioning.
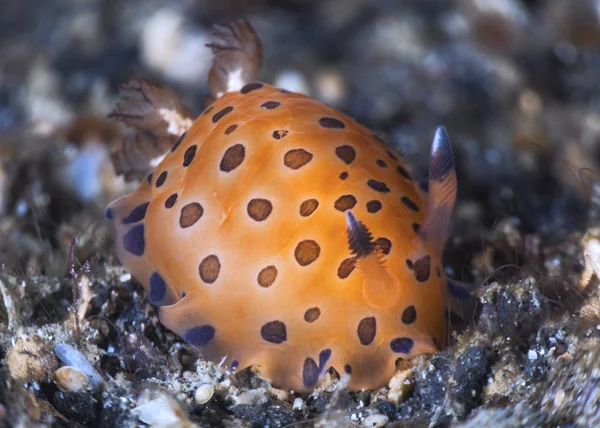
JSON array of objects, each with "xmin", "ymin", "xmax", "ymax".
[
  {"xmin": 155, "ymin": 171, "xmax": 168, "ymax": 188},
  {"xmin": 261, "ymin": 321, "xmax": 287, "ymax": 344},
  {"xmin": 397, "ymin": 165, "xmax": 412, "ymax": 181},
  {"xmin": 385, "ymin": 149, "xmax": 398, "ymax": 161},
  {"xmin": 319, "ymin": 117, "xmax": 345, "ymax": 129},
  {"xmin": 184, "ymin": 325, "xmax": 215, "ymax": 346},
  {"xmin": 261, "ymin": 101, "xmax": 281, "ymax": 109},
  {"xmin": 367, "ymin": 180, "xmax": 390, "ymax": 193},
  {"xmin": 123, "ymin": 224, "xmax": 145, "ymax": 256},
  {"xmin": 165, "ymin": 193, "xmax": 178, "ymax": 209},
  {"xmin": 344, "ymin": 364, "xmax": 352, "ymax": 374},
  {"xmin": 149, "ymin": 272, "xmax": 167, "ymax": 304},
  {"xmin": 122, "ymin": 202, "xmax": 149, "ymax": 224},
  {"xmin": 212, "ymin": 106, "xmax": 234, "ymax": 123},
  {"xmin": 104, "ymin": 208, "xmax": 113, "ymax": 220},
  {"xmin": 302, "ymin": 357, "xmax": 319, "ymax": 387},
  {"xmin": 241, "ymin": 82, "xmax": 263, "ymax": 94},
  {"xmin": 401, "ymin": 196, "xmax": 419, "ymax": 212},
  {"xmin": 183, "ymin": 145, "xmax": 197, "ymax": 167},
  {"xmin": 401, "ymin": 306, "xmax": 417, "ymax": 325},
  {"xmin": 390, "ymin": 337, "xmax": 414, "ymax": 354},
  {"xmin": 231, "ymin": 360, "xmax": 239, "ymax": 371},
  {"xmin": 171, "ymin": 132, "xmax": 186, "ymax": 152},
  {"xmin": 318, "ymin": 349, "xmax": 331, "ymax": 372},
  {"xmin": 357, "ymin": 316, "xmax": 377, "ymax": 346}
]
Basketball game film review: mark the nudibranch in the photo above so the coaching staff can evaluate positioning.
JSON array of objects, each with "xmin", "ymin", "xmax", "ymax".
[{"xmin": 105, "ymin": 19, "xmax": 471, "ymax": 392}]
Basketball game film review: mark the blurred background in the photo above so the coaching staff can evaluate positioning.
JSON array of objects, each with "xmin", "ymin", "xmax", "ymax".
[{"xmin": 1, "ymin": 0, "xmax": 600, "ymax": 281}]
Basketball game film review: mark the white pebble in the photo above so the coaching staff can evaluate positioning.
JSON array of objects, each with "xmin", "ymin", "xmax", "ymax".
[
  {"xmin": 194, "ymin": 384, "xmax": 214, "ymax": 405},
  {"xmin": 292, "ymin": 398, "xmax": 304, "ymax": 410},
  {"xmin": 119, "ymin": 273, "xmax": 131, "ymax": 283},
  {"xmin": 527, "ymin": 350, "xmax": 538, "ymax": 361}
]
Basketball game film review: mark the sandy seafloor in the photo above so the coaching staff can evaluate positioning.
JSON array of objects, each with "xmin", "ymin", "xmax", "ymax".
[{"xmin": 2, "ymin": 0, "xmax": 600, "ymax": 426}]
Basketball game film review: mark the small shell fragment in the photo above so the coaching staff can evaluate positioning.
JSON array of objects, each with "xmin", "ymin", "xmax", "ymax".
[
  {"xmin": 54, "ymin": 366, "xmax": 90, "ymax": 392},
  {"xmin": 194, "ymin": 384, "xmax": 214, "ymax": 405},
  {"xmin": 54, "ymin": 343, "xmax": 103, "ymax": 388}
]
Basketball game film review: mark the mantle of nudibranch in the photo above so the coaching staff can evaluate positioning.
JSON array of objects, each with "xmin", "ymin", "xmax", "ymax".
[{"xmin": 106, "ymin": 81, "xmax": 469, "ymax": 392}]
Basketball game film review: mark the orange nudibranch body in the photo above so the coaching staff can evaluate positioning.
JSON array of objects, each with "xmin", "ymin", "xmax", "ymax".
[{"xmin": 106, "ymin": 81, "xmax": 470, "ymax": 392}]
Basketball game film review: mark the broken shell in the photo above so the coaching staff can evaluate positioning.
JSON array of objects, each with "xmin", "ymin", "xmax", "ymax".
[
  {"xmin": 194, "ymin": 384, "xmax": 214, "ymax": 405},
  {"xmin": 54, "ymin": 343, "xmax": 103, "ymax": 388},
  {"xmin": 54, "ymin": 366, "xmax": 90, "ymax": 392}
]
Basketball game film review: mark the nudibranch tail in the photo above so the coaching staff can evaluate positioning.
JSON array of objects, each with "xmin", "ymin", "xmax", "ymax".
[
  {"xmin": 345, "ymin": 211, "xmax": 399, "ymax": 309},
  {"xmin": 420, "ymin": 126, "xmax": 457, "ymax": 250},
  {"xmin": 206, "ymin": 18, "xmax": 263, "ymax": 99}
]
